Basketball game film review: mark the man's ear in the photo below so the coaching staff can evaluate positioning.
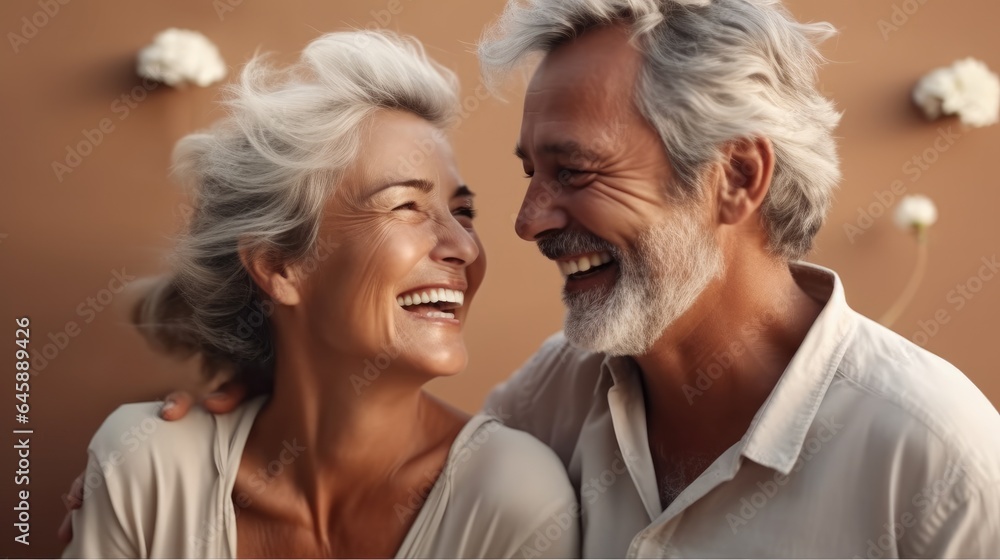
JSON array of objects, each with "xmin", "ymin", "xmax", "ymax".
[
  {"xmin": 238, "ymin": 241, "xmax": 302, "ymax": 306},
  {"xmin": 716, "ymin": 137, "xmax": 774, "ymax": 226}
]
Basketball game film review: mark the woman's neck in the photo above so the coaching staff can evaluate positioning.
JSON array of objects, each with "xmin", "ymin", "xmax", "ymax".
[{"xmin": 240, "ymin": 343, "xmax": 468, "ymax": 525}]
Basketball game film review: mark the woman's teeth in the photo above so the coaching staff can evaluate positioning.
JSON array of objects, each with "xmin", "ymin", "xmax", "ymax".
[
  {"xmin": 396, "ymin": 288, "xmax": 464, "ymax": 308},
  {"xmin": 425, "ymin": 311, "xmax": 456, "ymax": 319},
  {"xmin": 557, "ymin": 251, "xmax": 613, "ymax": 277}
]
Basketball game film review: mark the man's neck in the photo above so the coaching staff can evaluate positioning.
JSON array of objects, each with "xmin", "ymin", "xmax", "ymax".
[
  {"xmin": 636, "ymin": 259, "xmax": 822, "ymax": 414},
  {"xmin": 635, "ymin": 257, "xmax": 823, "ymax": 503}
]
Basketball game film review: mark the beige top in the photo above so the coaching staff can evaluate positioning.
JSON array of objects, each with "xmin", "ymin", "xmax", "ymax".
[
  {"xmin": 485, "ymin": 262, "xmax": 1000, "ymax": 558},
  {"xmin": 63, "ymin": 396, "xmax": 579, "ymax": 558}
]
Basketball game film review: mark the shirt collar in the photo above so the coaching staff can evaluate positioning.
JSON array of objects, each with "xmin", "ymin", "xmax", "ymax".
[
  {"xmin": 599, "ymin": 261, "xmax": 857, "ymax": 477},
  {"xmin": 739, "ymin": 261, "xmax": 857, "ymax": 475}
]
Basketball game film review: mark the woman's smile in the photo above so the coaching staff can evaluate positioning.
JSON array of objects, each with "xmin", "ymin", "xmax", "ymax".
[{"xmin": 396, "ymin": 285, "xmax": 466, "ymax": 324}]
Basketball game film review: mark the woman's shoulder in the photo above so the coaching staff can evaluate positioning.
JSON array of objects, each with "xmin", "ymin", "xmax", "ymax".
[
  {"xmin": 441, "ymin": 416, "xmax": 580, "ymax": 557},
  {"xmin": 86, "ymin": 397, "xmax": 264, "ymax": 485},
  {"xmin": 451, "ymin": 416, "xmax": 571, "ymax": 485},
  {"xmin": 89, "ymin": 401, "xmax": 212, "ymax": 455}
]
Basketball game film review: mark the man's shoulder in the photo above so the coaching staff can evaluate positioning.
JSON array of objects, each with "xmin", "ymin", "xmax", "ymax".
[
  {"xmin": 501, "ymin": 331, "xmax": 607, "ymax": 396},
  {"xmin": 832, "ymin": 311, "xmax": 1000, "ymax": 483},
  {"xmin": 483, "ymin": 332, "xmax": 610, "ymax": 462}
]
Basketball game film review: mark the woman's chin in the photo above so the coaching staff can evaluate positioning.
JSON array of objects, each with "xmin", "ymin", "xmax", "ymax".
[{"xmin": 405, "ymin": 349, "xmax": 468, "ymax": 379}]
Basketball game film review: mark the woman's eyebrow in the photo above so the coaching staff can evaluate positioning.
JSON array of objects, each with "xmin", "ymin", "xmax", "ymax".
[
  {"xmin": 368, "ymin": 178, "xmax": 435, "ymax": 197},
  {"xmin": 453, "ymin": 185, "xmax": 475, "ymax": 198}
]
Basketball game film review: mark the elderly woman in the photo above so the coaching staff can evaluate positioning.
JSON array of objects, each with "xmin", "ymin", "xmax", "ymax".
[{"xmin": 62, "ymin": 31, "xmax": 578, "ymax": 558}]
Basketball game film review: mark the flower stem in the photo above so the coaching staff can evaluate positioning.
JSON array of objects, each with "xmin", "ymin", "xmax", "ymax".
[{"xmin": 879, "ymin": 233, "xmax": 929, "ymax": 328}]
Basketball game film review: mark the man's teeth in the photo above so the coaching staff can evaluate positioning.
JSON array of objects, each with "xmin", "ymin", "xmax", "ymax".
[
  {"xmin": 557, "ymin": 251, "xmax": 613, "ymax": 277},
  {"xmin": 396, "ymin": 288, "xmax": 465, "ymax": 308}
]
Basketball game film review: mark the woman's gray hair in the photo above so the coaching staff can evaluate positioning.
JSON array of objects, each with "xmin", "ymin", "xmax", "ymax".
[
  {"xmin": 134, "ymin": 30, "xmax": 459, "ymax": 382},
  {"xmin": 479, "ymin": 0, "xmax": 842, "ymax": 260}
]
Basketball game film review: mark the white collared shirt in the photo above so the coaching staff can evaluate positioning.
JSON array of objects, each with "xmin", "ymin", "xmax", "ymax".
[{"xmin": 485, "ymin": 262, "xmax": 1000, "ymax": 558}]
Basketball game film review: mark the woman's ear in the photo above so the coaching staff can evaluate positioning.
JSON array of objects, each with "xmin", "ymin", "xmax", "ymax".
[
  {"xmin": 238, "ymin": 241, "xmax": 302, "ymax": 306},
  {"xmin": 716, "ymin": 137, "xmax": 775, "ymax": 226}
]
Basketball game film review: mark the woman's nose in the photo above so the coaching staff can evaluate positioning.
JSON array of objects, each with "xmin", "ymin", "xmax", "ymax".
[{"xmin": 433, "ymin": 217, "xmax": 480, "ymax": 267}]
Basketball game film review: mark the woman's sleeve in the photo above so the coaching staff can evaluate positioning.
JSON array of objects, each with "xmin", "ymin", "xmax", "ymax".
[
  {"xmin": 61, "ymin": 448, "xmax": 140, "ymax": 558},
  {"xmin": 509, "ymin": 499, "xmax": 582, "ymax": 559},
  {"xmin": 60, "ymin": 406, "xmax": 156, "ymax": 558}
]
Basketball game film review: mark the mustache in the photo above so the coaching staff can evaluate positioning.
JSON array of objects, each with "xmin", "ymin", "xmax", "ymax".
[{"xmin": 536, "ymin": 230, "xmax": 618, "ymax": 261}]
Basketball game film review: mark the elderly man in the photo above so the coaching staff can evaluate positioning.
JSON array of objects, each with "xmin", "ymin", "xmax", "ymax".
[
  {"xmin": 62, "ymin": 0, "xmax": 999, "ymax": 557},
  {"xmin": 472, "ymin": 0, "xmax": 1000, "ymax": 557}
]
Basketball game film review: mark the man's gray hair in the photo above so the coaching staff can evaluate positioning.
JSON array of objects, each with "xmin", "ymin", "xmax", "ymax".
[{"xmin": 479, "ymin": 0, "xmax": 842, "ymax": 260}]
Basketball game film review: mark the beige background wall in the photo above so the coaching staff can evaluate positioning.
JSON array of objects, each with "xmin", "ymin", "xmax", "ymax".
[{"xmin": 1, "ymin": 0, "xmax": 998, "ymax": 556}]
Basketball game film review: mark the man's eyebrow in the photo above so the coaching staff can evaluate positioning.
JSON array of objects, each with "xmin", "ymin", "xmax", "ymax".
[
  {"xmin": 513, "ymin": 141, "xmax": 600, "ymax": 161},
  {"xmin": 453, "ymin": 185, "xmax": 475, "ymax": 198}
]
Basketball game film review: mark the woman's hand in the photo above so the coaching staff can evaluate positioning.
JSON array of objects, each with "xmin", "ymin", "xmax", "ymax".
[{"xmin": 56, "ymin": 380, "xmax": 251, "ymax": 544}]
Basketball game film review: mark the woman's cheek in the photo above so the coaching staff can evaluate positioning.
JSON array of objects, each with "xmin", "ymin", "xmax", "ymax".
[
  {"xmin": 340, "ymin": 222, "xmax": 432, "ymax": 352},
  {"xmin": 465, "ymin": 230, "xmax": 487, "ymax": 305}
]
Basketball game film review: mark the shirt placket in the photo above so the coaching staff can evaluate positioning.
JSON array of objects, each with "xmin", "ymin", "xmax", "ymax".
[{"xmin": 605, "ymin": 359, "xmax": 747, "ymax": 558}]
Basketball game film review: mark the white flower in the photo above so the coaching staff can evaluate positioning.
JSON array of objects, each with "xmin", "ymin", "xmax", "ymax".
[
  {"xmin": 913, "ymin": 58, "xmax": 1000, "ymax": 128},
  {"xmin": 137, "ymin": 28, "xmax": 226, "ymax": 87},
  {"xmin": 894, "ymin": 195, "xmax": 938, "ymax": 231}
]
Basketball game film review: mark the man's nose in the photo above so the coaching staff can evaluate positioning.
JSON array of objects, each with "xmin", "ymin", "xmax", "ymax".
[{"xmin": 514, "ymin": 179, "xmax": 569, "ymax": 241}]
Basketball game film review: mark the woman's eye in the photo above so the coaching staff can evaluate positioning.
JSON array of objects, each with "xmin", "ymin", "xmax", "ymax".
[{"xmin": 393, "ymin": 202, "xmax": 418, "ymax": 212}]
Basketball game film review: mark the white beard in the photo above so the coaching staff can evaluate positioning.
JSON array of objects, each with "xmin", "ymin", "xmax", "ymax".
[{"xmin": 562, "ymin": 209, "xmax": 724, "ymax": 356}]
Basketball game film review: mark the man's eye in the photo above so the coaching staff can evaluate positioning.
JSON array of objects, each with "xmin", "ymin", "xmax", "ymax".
[
  {"xmin": 558, "ymin": 168, "xmax": 596, "ymax": 186},
  {"xmin": 454, "ymin": 207, "xmax": 477, "ymax": 220},
  {"xmin": 393, "ymin": 202, "xmax": 418, "ymax": 212}
]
